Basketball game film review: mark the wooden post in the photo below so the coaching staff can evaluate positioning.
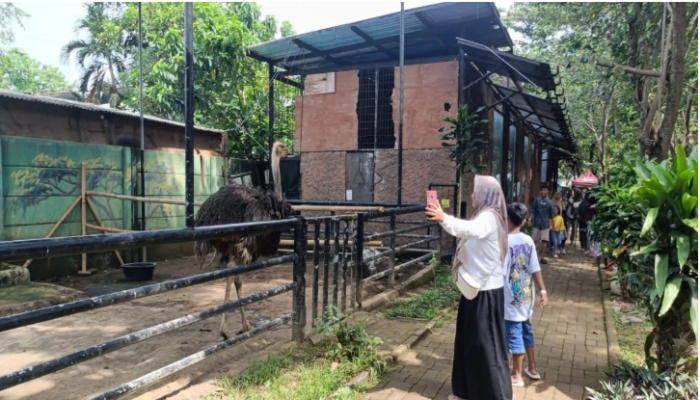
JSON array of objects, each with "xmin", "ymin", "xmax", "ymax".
[
  {"xmin": 22, "ymin": 196, "xmax": 81, "ymax": 268},
  {"xmin": 86, "ymin": 197, "xmax": 125, "ymax": 266},
  {"xmin": 79, "ymin": 162, "xmax": 89, "ymax": 275}
]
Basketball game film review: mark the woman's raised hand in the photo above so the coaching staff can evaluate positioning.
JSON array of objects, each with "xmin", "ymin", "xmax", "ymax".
[{"xmin": 425, "ymin": 203, "xmax": 445, "ymax": 223}]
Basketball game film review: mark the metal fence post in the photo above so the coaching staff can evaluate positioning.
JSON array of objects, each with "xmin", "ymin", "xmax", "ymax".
[
  {"xmin": 436, "ymin": 223, "xmax": 443, "ymax": 262},
  {"xmin": 388, "ymin": 214, "xmax": 396, "ymax": 288},
  {"xmin": 354, "ymin": 213, "xmax": 365, "ymax": 309},
  {"xmin": 293, "ymin": 217, "xmax": 307, "ymax": 342}
]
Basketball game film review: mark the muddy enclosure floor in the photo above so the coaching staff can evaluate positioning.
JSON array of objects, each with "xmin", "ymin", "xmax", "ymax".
[{"xmin": 1, "ymin": 254, "xmax": 428, "ymax": 400}]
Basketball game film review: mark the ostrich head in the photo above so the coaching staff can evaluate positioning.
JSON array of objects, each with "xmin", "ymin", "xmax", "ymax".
[{"xmin": 271, "ymin": 141, "xmax": 291, "ymax": 201}]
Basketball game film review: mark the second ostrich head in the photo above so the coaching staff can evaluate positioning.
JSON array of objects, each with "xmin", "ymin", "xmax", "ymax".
[{"xmin": 271, "ymin": 141, "xmax": 291, "ymax": 201}]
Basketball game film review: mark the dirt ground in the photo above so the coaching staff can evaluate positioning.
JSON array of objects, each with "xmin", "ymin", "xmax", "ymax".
[{"xmin": 0, "ymin": 254, "xmax": 425, "ymax": 400}]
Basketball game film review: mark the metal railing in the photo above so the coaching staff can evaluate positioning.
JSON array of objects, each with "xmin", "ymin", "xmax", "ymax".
[
  {"xmin": 0, "ymin": 218, "xmax": 306, "ymax": 400},
  {"xmin": 0, "ymin": 202, "xmax": 442, "ymax": 399}
]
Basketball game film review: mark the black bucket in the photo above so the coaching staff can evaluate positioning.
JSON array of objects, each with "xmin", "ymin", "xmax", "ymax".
[{"xmin": 122, "ymin": 262, "xmax": 156, "ymax": 281}]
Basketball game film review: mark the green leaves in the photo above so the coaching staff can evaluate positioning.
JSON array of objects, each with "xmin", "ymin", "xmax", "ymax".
[
  {"xmin": 641, "ymin": 207, "xmax": 658, "ymax": 236},
  {"xmin": 681, "ymin": 193, "xmax": 697, "ymax": 217},
  {"xmin": 659, "ymin": 277, "xmax": 681, "ymax": 316},
  {"xmin": 690, "ymin": 283, "xmax": 698, "ymax": 340},
  {"xmin": 654, "ymin": 253, "xmax": 668, "ymax": 295},
  {"xmin": 676, "ymin": 235, "xmax": 689, "ymax": 267},
  {"xmin": 437, "ymin": 105, "xmax": 487, "ymax": 176}
]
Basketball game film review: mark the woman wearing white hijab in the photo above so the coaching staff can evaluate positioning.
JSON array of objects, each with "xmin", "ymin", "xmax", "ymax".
[{"xmin": 426, "ymin": 175, "xmax": 512, "ymax": 400}]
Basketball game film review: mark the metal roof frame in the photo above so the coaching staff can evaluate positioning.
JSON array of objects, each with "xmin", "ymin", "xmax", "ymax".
[
  {"xmin": 456, "ymin": 38, "xmax": 576, "ymax": 153},
  {"xmin": 248, "ymin": 3, "xmax": 512, "ymax": 77},
  {"xmin": 457, "ymin": 37, "xmax": 559, "ymax": 92}
]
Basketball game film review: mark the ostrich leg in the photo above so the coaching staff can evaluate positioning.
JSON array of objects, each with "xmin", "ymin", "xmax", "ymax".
[
  {"xmin": 234, "ymin": 275, "xmax": 252, "ymax": 333},
  {"xmin": 219, "ymin": 275, "xmax": 233, "ymax": 340}
]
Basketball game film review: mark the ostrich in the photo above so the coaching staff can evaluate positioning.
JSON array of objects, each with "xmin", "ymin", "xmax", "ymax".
[{"xmin": 194, "ymin": 141, "xmax": 293, "ymax": 340}]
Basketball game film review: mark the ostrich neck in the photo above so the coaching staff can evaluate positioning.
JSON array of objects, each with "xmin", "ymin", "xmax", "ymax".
[{"xmin": 271, "ymin": 154, "xmax": 282, "ymax": 200}]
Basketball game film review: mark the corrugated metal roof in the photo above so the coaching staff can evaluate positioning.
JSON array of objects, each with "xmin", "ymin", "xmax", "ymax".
[
  {"xmin": 493, "ymin": 85, "xmax": 576, "ymax": 152},
  {"xmin": 0, "ymin": 90, "xmax": 224, "ymax": 135},
  {"xmin": 248, "ymin": 2, "xmax": 512, "ymax": 76},
  {"xmin": 457, "ymin": 38, "xmax": 557, "ymax": 91}
]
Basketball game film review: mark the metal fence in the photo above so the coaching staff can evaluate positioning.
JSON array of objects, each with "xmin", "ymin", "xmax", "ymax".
[
  {"xmin": 0, "ymin": 218, "xmax": 305, "ymax": 400},
  {"xmin": 0, "ymin": 202, "xmax": 441, "ymax": 399}
]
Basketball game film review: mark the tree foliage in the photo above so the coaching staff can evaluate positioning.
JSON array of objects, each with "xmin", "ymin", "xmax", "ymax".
[
  {"xmin": 591, "ymin": 146, "xmax": 698, "ymax": 372},
  {"xmin": 118, "ymin": 2, "xmax": 297, "ymax": 159},
  {"xmin": 0, "ymin": 48, "xmax": 70, "ymax": 93},
  {"xmin": 0, "ymin": 3, "xmax": 27, "ymax": 55},
  {"xmin": 61, "ymin": 3, "xmax": 129, "ymax": 106},
  {"xmin": 504, "ymin": 2, "xmax": 698, "ymax": 169}
]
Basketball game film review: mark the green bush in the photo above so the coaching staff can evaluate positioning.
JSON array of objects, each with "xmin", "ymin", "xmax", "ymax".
[
  {"xmin": 592, "ymin": 146, "xmax": 698, "ymax": 372},
  {"xmin": 315, "ymin": 306, "xmax": 387, "ymax": 378},
  {"xmin": 591, "ymin": 171, "xmax": 646, "ymax": 298},
  {"xmin": 586, "ymin": 361, "xmax": 698, "ymax": 400}
]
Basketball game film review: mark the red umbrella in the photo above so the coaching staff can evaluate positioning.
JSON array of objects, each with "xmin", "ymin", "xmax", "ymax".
[{"xmin": 572, "ymin": 170, "xmax": 599, "ymax": 188}]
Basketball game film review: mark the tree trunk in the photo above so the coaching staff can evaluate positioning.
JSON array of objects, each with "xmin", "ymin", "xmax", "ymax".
[
  {"xmin": 642, "ymin": 5, "xmax": 672, "ymax": 159},
  {"xmin": 655, "ymin": 2, "xmax": 689, "ymax": 160}
]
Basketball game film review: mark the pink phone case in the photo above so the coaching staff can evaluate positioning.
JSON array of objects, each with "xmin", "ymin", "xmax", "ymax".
[{"xmin": 426, "ymin": 190, "xmax": 439, "ymax": 208}]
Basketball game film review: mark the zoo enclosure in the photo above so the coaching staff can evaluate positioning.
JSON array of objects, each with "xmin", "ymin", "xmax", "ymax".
[{"xmin": 0, "ymin": 202, "xmax": 442, "ymax": 399}]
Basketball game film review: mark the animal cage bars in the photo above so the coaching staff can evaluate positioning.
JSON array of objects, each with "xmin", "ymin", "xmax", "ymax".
[
  {"xmin": 357, "ymin": 68, "xmax": 396, "ymax": 150},
  {"xmin": 0, "ymin": 217, "xmax": 306, "ymax": 399}
]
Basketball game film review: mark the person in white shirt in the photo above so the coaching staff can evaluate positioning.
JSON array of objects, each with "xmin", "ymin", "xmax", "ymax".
[
  {"xmin": 426, "ymin": 175, "xmax": 512, "ymax": 400},
  {"xmin": 503, "ymin": 203, "xmax": 548, "ymax": 387}
]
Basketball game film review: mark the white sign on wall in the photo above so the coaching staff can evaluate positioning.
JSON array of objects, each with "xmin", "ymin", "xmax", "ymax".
[
  {"xmin": 305, "ymin": 72, "xmax": 335, "ymax": 95},
  {"xmin": 346, "ymin": 189, "xmax": 353, "ymax": 201}
]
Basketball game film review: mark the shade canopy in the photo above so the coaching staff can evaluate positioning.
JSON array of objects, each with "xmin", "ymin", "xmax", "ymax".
[
  {"xmin": 572, "ymin": 170, "xmax": 599, "ymax": 187},
  {"xmin": 248, "ymin": 2, "xmax": 512, "ymax": 77}
]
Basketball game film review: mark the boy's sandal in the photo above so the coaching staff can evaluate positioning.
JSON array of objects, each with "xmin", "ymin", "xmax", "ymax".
[
  {"xmin": 511, "ymin": 378, "xmax": 525, "ymax": 387},
  {"xmin": 524, "ymin": 367, "xmax": 541, "ymax": 380}
]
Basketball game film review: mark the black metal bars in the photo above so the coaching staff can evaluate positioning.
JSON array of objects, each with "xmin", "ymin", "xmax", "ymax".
[
  {"xmin": 0, "ymin": 283, "xmax": 296, "ymax": 391},
  {"xmin": 0, "ymin": 219, "xmax": 297, "ymax": 262},
  {"xmin": 87, "ymin": 313, "xmax": 294, "ymax": 400},
  {"xmin": 0, "ymin": 254, "xmax": 294, "ymax": 333},
  {"xmin": 184, "ymin": 2, "xmax": 195, "ymax": 228}
]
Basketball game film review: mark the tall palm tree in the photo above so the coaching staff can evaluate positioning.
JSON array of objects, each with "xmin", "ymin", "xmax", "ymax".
[{"xmin": 61, "ymin": 3, "xmax": 127, "ymax": 106}]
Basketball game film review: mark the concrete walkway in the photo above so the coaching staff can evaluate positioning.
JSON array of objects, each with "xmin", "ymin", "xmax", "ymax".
[{"xmin": 363, "ymin": 249, "xmax": 608, "ymax": 400}]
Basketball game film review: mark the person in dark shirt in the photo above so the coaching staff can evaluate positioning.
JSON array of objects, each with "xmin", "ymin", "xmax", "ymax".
[{"xmin": 529, "ymin": 185, "xmax": 554, "ymax": 265}]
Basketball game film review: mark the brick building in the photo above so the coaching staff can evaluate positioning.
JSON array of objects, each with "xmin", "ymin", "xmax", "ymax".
[{"xmin": 248, "ymin": 2, "xmax": 576, "ymax": 213}]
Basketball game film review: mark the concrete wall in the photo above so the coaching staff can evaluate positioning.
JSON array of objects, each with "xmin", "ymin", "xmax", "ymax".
[{"xmin": 0, "ymin": 136, "xmax": 226, "ymax": 280}]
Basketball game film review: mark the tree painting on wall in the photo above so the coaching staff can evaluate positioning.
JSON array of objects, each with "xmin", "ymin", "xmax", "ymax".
[{"xmin": 9, "ymin": 154, "xmax": 174, "ymax": 224}]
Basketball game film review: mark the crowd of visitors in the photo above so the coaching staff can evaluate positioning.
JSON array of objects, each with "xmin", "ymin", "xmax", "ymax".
[{"xmin": 425, "ymin": 177, "xmax": 598, "ymax": 400}]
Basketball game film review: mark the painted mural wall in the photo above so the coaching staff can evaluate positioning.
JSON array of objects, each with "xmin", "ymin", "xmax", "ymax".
[{"xmin": 1, "ymin": 136, "xmax": 226, "ymax": 279}]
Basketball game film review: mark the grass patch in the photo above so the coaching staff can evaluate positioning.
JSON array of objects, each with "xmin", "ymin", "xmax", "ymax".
[
  {"xmin": 385, "ymin": 263, "xmax": 460, "ymax": 319},
  {"xmin": 210, "ymin": 306, "xmax": 387, "ymax": 400},
  {"xmin": 216, "ymin": 351, "xmax": 366, "ymax": 400},
  {"xmin": 612, "ymin": 302, "xmax": 654, "ymax": 367}
]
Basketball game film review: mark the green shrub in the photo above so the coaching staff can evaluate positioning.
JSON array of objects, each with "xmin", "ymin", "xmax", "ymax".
[
  {"xmin": 315, "ymin": 305, "xmax": 387, "ymax": 378},
  {"xmin": 591, "ymin": 146, "xmax": 698, "ymax": 372},
  {"xmin": 586, "ymin": 361, "xmax": 698, "ymax": 400}
]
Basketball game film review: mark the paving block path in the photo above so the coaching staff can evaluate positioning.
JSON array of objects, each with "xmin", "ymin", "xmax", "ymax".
[{"xmin": 363, "ymin": 249, "xmax": 608, "ymax": 400}]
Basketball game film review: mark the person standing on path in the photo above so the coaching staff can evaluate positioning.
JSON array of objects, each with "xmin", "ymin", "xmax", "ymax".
[
  {"xmin": 567, "ymin": 189, "xmax": 582, "ymax": 247},
  {"xmin": 504, "ymin": 202, "xmax": 548, "ymax": 387},
  {"xmin": 529, "ymin": 186, "xmax": 554, "ymax": 265},
  {"xmin": 426, "ymin": 175, "xmax": 512, "ymax": 400}
]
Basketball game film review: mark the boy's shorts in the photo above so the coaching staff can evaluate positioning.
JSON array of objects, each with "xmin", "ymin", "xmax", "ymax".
[
  {"xmin": 505, "ymin": 320, "xmax": 535, "ymax": 354},
  {"xmin": 532, "ymin": 228, "xmax": 550, "ymax": 242}
]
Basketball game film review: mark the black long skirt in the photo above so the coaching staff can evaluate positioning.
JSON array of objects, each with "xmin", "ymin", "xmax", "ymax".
[{"xmin": 451, "ymin": 288, "xmax": 512, "ymax": 400}]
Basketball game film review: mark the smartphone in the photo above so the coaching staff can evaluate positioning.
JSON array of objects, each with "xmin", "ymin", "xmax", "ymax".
[{"xmin": 426, "ymin": 190, "xmax": 439, "ymax": 208}]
